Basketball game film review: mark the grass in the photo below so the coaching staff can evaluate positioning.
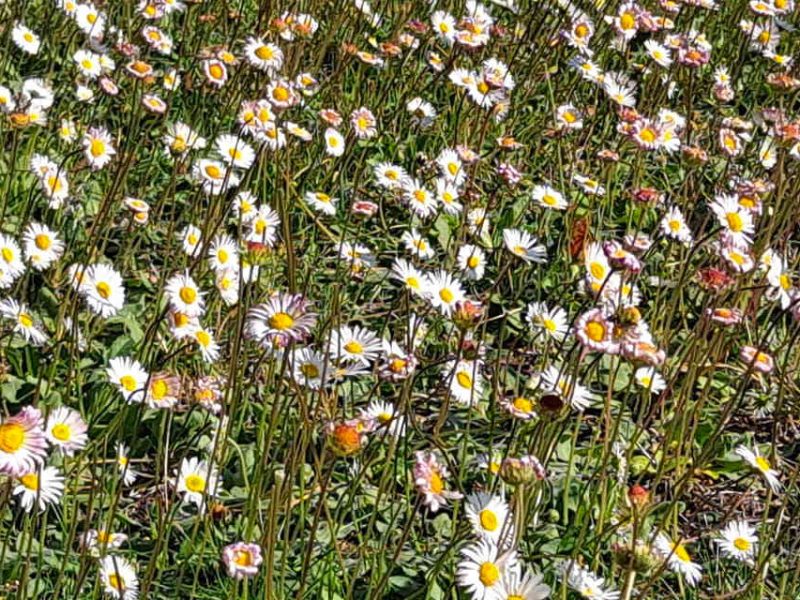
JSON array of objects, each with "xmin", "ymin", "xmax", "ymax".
[{"xmin": 0, "ymin": 0, "xmax": 799, "ymax": 598}]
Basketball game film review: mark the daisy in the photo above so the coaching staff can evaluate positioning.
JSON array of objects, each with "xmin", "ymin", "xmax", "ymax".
[
  {"xmin": 328, "ymin": 325, "xmax": 382, "ymax": 365},
  {"xmin": 407, "ymin": 96, "xmax": 437, "ymax": 128},
  {"xmin": 736, "ymin": 444, "xmax": 781, "ymax": 492},
  {"xmin": 81, "ymin": 529, "xmax": 128, "ymax": 553},
  {"xmin": 0, "ymin": 406, "xmax": 47, "ymax": 476},
  {"xmin": 164, "ymin": 122, "xmax": 206, "ymax": 156},
  {"xmin": 378, "ymin": 339, "xmax": 417, "ymax": 381},
  {"xmin": 13, "ymin": 466, "xmax": 64, "ymax": 512},
  {"xmin": 247, "ymin": 204, "xmax": 280, "ymax": 246},
  {"xmin": 653, "ymin": 533, "xmax": 703, "ymax": 586},
  {"xmin": 145, "ymin": 373, "xmax": 181, "ymax": 410},
  {"xmin": 373, "ymin": 163, "xmax": 408, "ymax": 189},
  {"xmin": 561, "ymin": 561, "xmax": 620, "ymax": 599},
  {"xmin": 0, "ymin": 298, "xmax": 48, "ymax": 346},
  {"xmin": 222, "ymin": 542, "xmax": 263, "ymax": 579},
  {"xmin": 532, "ymin": 184, "xmax": 568, "ymax": 210},
  {"xmin": 402, "ymin": 229, "xmax": 435, "ymax": 260},
  {"xmin": 359, "ymin": 400, "xmax": 406, "ymax": 438},
  {"xmin": 289, "ymin": 346, "xmax": 329, "ymax": 389},
  {"xmin": 350, "ymin": 107, "xmax": 377, "ymax": 139},
  {"xmin": 99, "ymin": 555, "xmax": 139, "ymax": 600},
  {"xmin": 106, "ymin": 357, "xmax": 149, "ymax": 404},
  {"xmin": 503, "ymin": 229, "xmax": 546, "ymax": 263},
  {"xmin": 412, "ymin": 451, "xmax": 462, "ymax": 512},
  {"xmin": 203, "ymin": 59, "xmax": 228, "ymax": 87},
  {"xmin": 324, "ymin": 128, "xmax": 345, "ymax": 157},
  {"xmin": 634, "ymin": 367, "xmax": 666, "ymax": 393},
  {"xmin": 216, "ymin": 269, "xmax": 241, "ymax": 306},
  {"xmin": 465, "ymin": 493, "xmax": 514, "ymax": 546},
  {"xmin": 431, "ymin": 10, "xmax": 457, "ymax": 43},
  {"xmin": 403, "ymin": 179, "xmax": 438, "ymax": 218},
  {"xmin": 42, "ymin": 408, "xmax": 87, "ymax": 460},
  {"xmin": 243, "ymin": 37, "xmax": 283, "ymax": 72},
  {"xmin": 495, "ymin": 569, "xmax": 550, "ymax": 600},
  {"xmin": 117, "ymin": 443, "xmax": 139, "ymax": 486},
  {"xmin": 390, "ymin": 258, "xmax": 427, "ymax": 296},
  {"xmin": 304, "ymin": 191, "xmax": 337, "ymax": 216},
  {"xmin": 573, "ymin": 173, "xmax": 606, "ymax": 195},
  {"xmin": 540, "ymin": 365, "xmax": 593, "ymax": 411},
  {"xmin": 192, "ymin": 327, "xmax": 220, "ymax": 363},
  {"xmin": 436, "ymin": 178, "xmax": 463, "ymax": 214},
  {"xmin": 208, "ymin": 235, "xmax": 238, "ymax": 272},
  {"xmin": 446, "ymin": 359, "xmax": 484, "ymax": 406},
  {"xmin": 437, "ymin": 148, "xmax": 466, "ymax": 186},
  {"xmin": 22, "ymin": 222, "xmax": 64, "ymax": 270},
  {"xmin": 73, "ymin": 49, "xmax": 103, "ymax": 78},
  {"xmin": 766, "ymin": 256, "xmax": 793, "ymax": 309},
  {"xmin": 82, "ymin": 263, "xmax": 126, "ymax": 317},
  {"xmin": 266, "ymin": 80, "xmax": 298, "ymax": 109},
  {"xmin": 575, "ymin": 308, "xmax": 614, "ymax": 352},
  {"xmin": 74, "ymin": 3, "xmax": 106, "ymax": 37},
  {"xmin": 246, "ymin": 292, "xmax": 317, "ymax": 349},
  {"xmin": 12, "ymin": 23, "xmax": 41, "ymax": 55},
  {"xmin": 720, "ymin": 244, "xmax": 755, "ymax": 273},
  {"xmin": 660, "ymin": 206, "xmax": 693, "ymax": 244},
  {"xmin": 457, "ymin": 539, "xmax": 518, "ymax": 600},
  {"xmin": 82, "ymin": 127, "xmax": 116, "ymax": 170},
  {"xmin": 556, "ymin": 104, "xmax": 584, "ymax": 130},
  {"xmin": 180, "ymin": 225, "xmax": 203, "ymax": 257},
  {"xmin": 175, "ymin": 456, "xmax": 220, "ymax": 510},
  {"xmin": 645, "ymin": 39, "xmax": 673, "ymax": 67},
  {"xmin": 715, "ymin": 520, "xmax": 758, "ymax": 564},
  {"xmin": 458, "ymin": 244, "xmax": 487, "ymax": 280},
  {"xmin": 141, "ymin": 94, "xmax": 167, "ymax": 114},
  {"xmin": 425, "ymin": 270, "xmax": 466, "ymax": 316},
  {"xmin": 526, "ymin": 301, "xmax": 568, "ymax": 340},
  {"xmin": 0, "ymin": 234, "xmax": 25, "ymax": 288},
  {"xmin": 740, "ymin": 345, "xmax": 774, "ymax": 373},
  {"xmin": 165, "ymin": 271, "xmax": 205, "ymax": 317},
  {"xmin": 710, "ymin": 194, "xmax": 754, "ymax": 245},
  {"xmin": 215, "ymin": 134, "xmax": 255, "ymax": 170},
  {"xmin": 194, "ymin": 159, "xmax": 240, "ymax": 196}
]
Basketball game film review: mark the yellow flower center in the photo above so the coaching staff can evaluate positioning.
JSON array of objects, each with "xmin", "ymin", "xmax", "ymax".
[
  {"xmin": 234, "ymin": 549, "xmax": 253, "ymax": 566},
  {"xmin": 589, "ymin": 262, "xmax": 605, "ymax": 279},
  {"xmin": 300, "ymin": 363, "xmax": 319, "ymax": 378},
  {"xmin": 668, "ymin": 219, "xmax": 681, "ymax": 232},
  {"xmin": 179, "ymin": 286, "xmax": 196, "ymax": 304},
  {"xmin": 585, "ymin": 321, "xmax": 606, "ymax": 342},
  {"xmin": 51, "ymin": 423, "xmax": 72, "ymax": 441},
  {"xmin": 456, "ymin": 371, "xmax": 472, "ymax": 389},
  {"xmin": 726, "ymin": 212, "xmax": 743, "ymax": 232},
  {"xmin": 255, "ymin": 45, "xmax": 273, "ymax": 60},
  {"xmin": 639, "ymin": 128, "xmax": 657, "ymax": 143},
  {"xmin": 208, "ymin": 64, "xmax": 224, "ymax": 80},
  {"xmin": 344, "ymin": 340, "xmax": 363, "ymax": 354},
  {"xmin": 90, "ymin": 139, "xmax": 105, "ymax": 158},
  {"xmin": 429, "ymin": 472, "xmax": 444, "ymax": 494},
  {"xmin": 733, "ymin": 537, "xmax": 751, "ymax": 551},
  {"xmin": 1, "ymin": 248, "xmax": 12, "ymax": 262},
  {"xmin": 18, "ymin": 313, "xmax": 33, "ymax": 328},
  {"xmin": 35, "ymin": 233, "xmax": 51, "ymax": 250},
  {"xmin": 479, "ymin": 509, "xmax": 498, "ymax": 531},
  {"xmin": 119, "ymin": 375, "xmax": 137, "ymax": 392},
  {"xmin": 479, "ymin": 562, "xmax": 500, "ymax": 586},
  {"xmin": 269, "ymin": 312, "xmax": 294, "ymax": 330},
  {"xmin": 19, "ymin": 473, "xmax": 38, "ymax": 490},
  {"xmin": 673, "ymin": 544, "xmax": 690, "ymax": 562},
  {"xmin": 467, "ymin": 256, "xmax": 480, "ymax": 269},
  {"xmin": 755, "ymin": 456, "xmax": 771, "ymax": 472},
  {"xmin": 620, "ymin": 12, "xmax": 636, "ymax": 30},
  {"xmin": 185, "ymin": 473, "xmax": 205, "ymax": 492},
  {"xmin": 513, "ymin": 397, "xmax": 533, "ymax": 413},
  {"xmin": 477, "ymin": 81, "xmax": 490, "ymax": 94},
  {"xmin": 205, "ymin": 164, "xmax": 222, "ymax": 179},
  {"xmin": 151, "ymin": 379, "xmax": 168, "ymax": 400},
  {"xmin": 273, "ymin": 86, "xmax": 289, "ymax": 102},
  {"xmin": 0, "ymin": 423, "xmax": 25, "ymax": 453},
  {"xmin": 195, "ymin": 330, "xmax": 211, "ymax": 347},
  {"xmin": 439, "ymin": 288, "xmax": 454, "ymax": 303},
  {"xmin": 96, "ymin": 281, "xmax": 111, "ymax": 299}
]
